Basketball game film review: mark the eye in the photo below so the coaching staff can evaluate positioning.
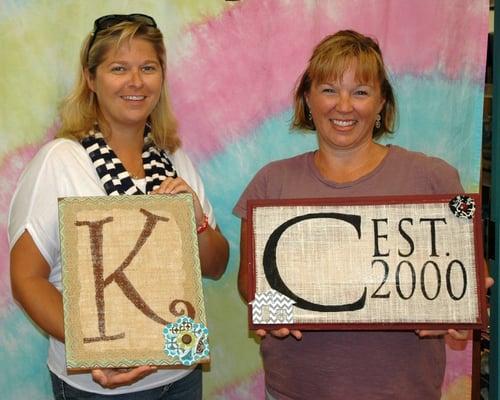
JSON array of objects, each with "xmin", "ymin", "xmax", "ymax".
[
  {"xmin": 142, "ymin": 64, "xmax": 159, "ymax": 73},
  {"xmin": 110, "ymin": 65, "xmax": 126, "ymax": 73},
  {"xmin": 321, "ymin": 87, "xmax": 336, "ymax": 94},
  {"xmin": 354, "ymin": 89, "xmax": 368, "ymax": 96}
]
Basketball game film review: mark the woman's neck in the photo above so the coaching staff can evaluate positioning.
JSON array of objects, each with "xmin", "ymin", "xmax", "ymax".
[
  {"xmin": 102, "ymin": 123, "xmax": 146, "ymax": 179},
  {"xmin": 314, "ymin": 141, "xmax": 388, "ymax": 184}
]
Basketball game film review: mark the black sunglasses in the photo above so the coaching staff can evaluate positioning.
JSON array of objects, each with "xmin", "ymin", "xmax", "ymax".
[{"xmin": 87, "ymin": 13, "xmax": 157, "ymax": 57}]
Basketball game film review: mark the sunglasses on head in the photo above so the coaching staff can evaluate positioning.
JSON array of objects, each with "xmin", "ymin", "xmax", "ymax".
[{"xmin": 87, "ymin": 13, "xmax": 157, "ymax": 58}]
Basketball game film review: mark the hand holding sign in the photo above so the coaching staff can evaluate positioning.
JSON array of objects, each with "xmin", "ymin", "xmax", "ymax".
[{"xmin": 416, "ymin": 274, "xmax": 493, "ymax": 339}]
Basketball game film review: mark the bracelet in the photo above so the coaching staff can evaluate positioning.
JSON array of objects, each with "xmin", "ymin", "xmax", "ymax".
[{"xmin": 196, "ymin": 214, "xmax": 209, "ymax": 234}]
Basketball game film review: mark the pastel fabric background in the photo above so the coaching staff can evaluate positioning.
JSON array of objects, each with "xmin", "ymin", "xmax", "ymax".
[{"xmin": 0, "ymin": 0, "xmax": 487, "ymax": 399}]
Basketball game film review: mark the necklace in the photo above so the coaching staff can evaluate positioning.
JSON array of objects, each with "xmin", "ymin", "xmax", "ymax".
[{"xmin": 129, "ymin": 171, "xmax": 145, "ymax": 180}]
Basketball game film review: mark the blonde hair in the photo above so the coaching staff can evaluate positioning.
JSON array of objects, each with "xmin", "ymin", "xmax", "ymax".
[
  {"xmin": 57, "ymin": 20, "xmax": 180, "ymax": 152},
  {"xmin": 292, "ymin": 30, "xmax": 396, "ymax": 140}
]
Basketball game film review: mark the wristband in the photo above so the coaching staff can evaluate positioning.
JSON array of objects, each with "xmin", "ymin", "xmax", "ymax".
[{"xmin": 196, "ymin": 214, "xmax": 209, "ymax": 234}]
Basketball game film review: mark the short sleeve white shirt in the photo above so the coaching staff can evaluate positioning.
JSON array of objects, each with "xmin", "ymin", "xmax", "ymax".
[{"xmin": 8, "ymin": 138, "xmax": 215, "ymax": 394}]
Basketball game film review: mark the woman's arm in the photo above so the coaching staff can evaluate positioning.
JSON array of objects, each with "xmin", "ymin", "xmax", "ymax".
[
  {"xmin": 238, "ymin": 219, "xmax": 249, "ymax": 301},
  {"xmin": 10, "ymin": 230, "xmax": 65, "ymax": 341},
  {"xmin": 198, "ymin": 224, "xmax": 229, "ymax": 279}
]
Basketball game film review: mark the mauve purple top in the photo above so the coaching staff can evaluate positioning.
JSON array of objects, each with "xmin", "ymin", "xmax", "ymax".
[{"xmin": 233, "ymin": 145, "xmax": 464, "ymax": 400}]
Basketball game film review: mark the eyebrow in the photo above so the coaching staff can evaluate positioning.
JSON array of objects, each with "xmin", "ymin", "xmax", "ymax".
[
  {"xmin": 109, "ymin": 59, "xmax": 160, "ymax": 63},
  {"xmin": 318, "ymin": 82, "xmax": 374, "ymax": 87}
]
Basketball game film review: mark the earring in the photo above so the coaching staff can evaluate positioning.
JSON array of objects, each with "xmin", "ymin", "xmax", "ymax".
[
  {"xmin": 307, "ymin": 110, "xmax": 313, "ymax": 121},
  {"xmin": 375, "ymin": 114, "xmax": 381, "ymax": 129}
]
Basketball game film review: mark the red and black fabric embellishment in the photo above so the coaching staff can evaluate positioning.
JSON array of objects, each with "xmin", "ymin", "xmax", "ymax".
[{"xmin": 449, "ymin": 195, "xmax": 475, "ymax": 219}]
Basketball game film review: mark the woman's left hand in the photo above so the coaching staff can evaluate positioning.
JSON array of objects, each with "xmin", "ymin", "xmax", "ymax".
[
  {"xmin": 91, "ymin": 366, "xmax": 157, "ymax": 389},
  {"xmin": 416, "ymin": 276, "xmax": 494, "ymax": 339},
  {"xmin": 152, "ymin": 177, "xmax": 229, "ymax": 280},
  {"xmin": 152, "ymin": 177, "xmax": 204, "ymax": 226},
  {"xmin": 415, "ymin": 328, "xmax": 470, "ymax": 340}
]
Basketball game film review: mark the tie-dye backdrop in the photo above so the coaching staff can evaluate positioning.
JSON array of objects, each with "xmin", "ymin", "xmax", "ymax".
[{"xmin": 0, "ymin": 1, "xmax": 488, "ymax": 399}]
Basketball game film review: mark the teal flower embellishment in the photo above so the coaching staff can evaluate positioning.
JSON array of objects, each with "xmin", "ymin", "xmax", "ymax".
[{"xmin": 163, "ymin": 316, "xmax": 209, "ymax": 366}]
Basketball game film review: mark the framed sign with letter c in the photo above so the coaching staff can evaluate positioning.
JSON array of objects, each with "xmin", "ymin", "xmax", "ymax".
[{"xmin": 246, "ymin": 194, "xmax": 487, "ymax": 330}]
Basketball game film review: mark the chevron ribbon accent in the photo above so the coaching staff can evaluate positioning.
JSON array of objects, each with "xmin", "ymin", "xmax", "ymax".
[{"xmin": 250, "ymin": 289, "xmax": 295, "ymax": 324}]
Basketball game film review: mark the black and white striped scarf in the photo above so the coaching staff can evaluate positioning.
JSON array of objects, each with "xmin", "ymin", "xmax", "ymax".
[{"xmin": 81, "ymin": 129, "xmax": 177, "ymax": 195}]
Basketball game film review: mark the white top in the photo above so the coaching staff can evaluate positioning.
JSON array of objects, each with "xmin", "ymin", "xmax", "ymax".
[{"xmin": 8, "ymin": 138, "xmax": 215, "ymax": 394}]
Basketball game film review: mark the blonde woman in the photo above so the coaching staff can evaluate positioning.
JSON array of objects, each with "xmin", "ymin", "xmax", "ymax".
[{"xmin": 9, "ymin": 14, "xmax": 229, "ymax": 399}]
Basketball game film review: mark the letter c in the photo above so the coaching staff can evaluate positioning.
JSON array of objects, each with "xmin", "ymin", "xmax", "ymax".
[{"xmin": 263, "ymin": 212, "xmax": 366, "ymax": 312}]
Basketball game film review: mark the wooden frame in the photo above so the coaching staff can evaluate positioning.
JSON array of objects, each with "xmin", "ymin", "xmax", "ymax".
[
  {"xmin": 246, "ymin": 194, "xmax": 487, "ymax": 331},
  {"xmin": 59, "ymin": 194, "xmax": 209, "ymax": 370}
]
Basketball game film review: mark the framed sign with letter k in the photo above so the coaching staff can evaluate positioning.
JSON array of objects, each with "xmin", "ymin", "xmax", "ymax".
[{"xmin": 59, "ymin": 194, "xmax": 209, "ymax": 370}]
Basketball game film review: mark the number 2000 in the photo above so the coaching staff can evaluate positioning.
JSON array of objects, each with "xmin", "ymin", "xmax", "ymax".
[{"xmin": 371, "ymin": 259, "xmax": 467, "ymax": 301}]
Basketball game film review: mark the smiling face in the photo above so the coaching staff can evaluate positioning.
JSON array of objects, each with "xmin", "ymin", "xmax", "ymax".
[
  {"xmin": 86, "ymin": 37, "xmax": 163, "ymax": 135},
  {"xmin": 305, "ymin": 63, "xmax": 385, "ymax": 152}
]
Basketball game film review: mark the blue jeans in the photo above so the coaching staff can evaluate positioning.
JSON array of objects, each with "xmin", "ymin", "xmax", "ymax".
[{"xmin": 50, "ymin": 367, "xmax": 202, "ymax": 400}]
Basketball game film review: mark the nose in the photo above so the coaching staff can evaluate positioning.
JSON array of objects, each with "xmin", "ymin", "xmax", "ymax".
[
  {"xmin": 129, "ymin": 69, "xmax": 144, "ymax": 87},
  {"xmin": 336, "ymin": 92, "xmax": 353, "ymax": 113}
]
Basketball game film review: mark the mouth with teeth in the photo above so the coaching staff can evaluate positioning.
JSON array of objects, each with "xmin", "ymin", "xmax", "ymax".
[
  {"xmin": 331, "ymin": 119, "xmax": 357, "ymax": 127},
  {"xmin": 122, "ymin": 95, "xmax": 146, "ymax": 101}
]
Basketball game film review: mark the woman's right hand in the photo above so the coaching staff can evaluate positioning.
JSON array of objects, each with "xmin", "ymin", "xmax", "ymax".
[
  {"xmin": 91, "ymin": 366, "xmax": 157, "ymax": 389},
  {"xmin": 256, "ymin": 328, "xmax": 302, "ymax": 340},
  {"xmin": 239, "ymin": 220, "xmax": 302, "ymax": 341}
]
